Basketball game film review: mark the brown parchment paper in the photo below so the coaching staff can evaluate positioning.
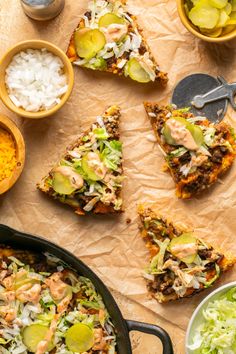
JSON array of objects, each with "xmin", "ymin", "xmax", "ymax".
[{"xmin": 1, "ymin": 0, "xmax": 236, "ymax": 353}]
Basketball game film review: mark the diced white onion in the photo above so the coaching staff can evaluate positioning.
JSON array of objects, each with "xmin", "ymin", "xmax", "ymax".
[
  {"xmin": 117, "ymin": 59, "xmax": 127, "ymax": 69},
  {"xmin": 5, "ymin": 48, "xmax": 68, "ymax": 112}
]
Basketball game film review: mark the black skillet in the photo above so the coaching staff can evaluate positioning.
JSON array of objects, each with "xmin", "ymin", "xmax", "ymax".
[{"xmin": 0, "ymin": 224, "xmax": 174, "ymax": 354}]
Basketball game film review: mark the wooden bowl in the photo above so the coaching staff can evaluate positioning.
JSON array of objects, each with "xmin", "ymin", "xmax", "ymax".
[
  {"xmin": 0, "ymin": 40, "xmax": 74, "ymax": 119},
  {"xmin": 0, "ymin": 115, "xmax": 25, "ymax": 194},
  {"xmin": 177, "ymin": 0, "xmax": 236, "ymax": 43}
]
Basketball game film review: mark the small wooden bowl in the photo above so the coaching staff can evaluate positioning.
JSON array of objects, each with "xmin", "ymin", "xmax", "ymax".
[
  {"xmin": 0, "ymin": 40, "xmax": 74, "ymax": 119},
  {"xmin": 177, "ymin": 0, "xmax": 236, "ymax": 43},
  {"xmin": 0, "ymin": 115, "xmax": 25, "ymax": 194}
]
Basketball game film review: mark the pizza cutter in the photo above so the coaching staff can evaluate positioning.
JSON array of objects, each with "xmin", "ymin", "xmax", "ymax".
[{"xmin": 171, "ymin": 73, "xmax": 236, "ymax": 123}]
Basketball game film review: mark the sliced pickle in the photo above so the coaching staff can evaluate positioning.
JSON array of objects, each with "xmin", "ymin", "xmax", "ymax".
[
  {"xmin": 125, "ymin": 58, "xmax": 151, "ymax": 83},
  {"xmin": 162, "ymin": 117, "xmax": 188, "ymax": 145},
  {"xmin": 74, "ymin": 28, "xmax": 106, "ymax": 60},
  {"xmin": 98, "ymin": 12, "xmax": 125, "ymax": 27},
  {"xmin": 81, "ymin": 153, "xmax": 101, "ymax": 181},
  {"xmin": 189, "ymin": 2, "xmax": 220, "ymax": 29},
  {"xmin": 207, "ymin": 27, "xmax": 223, "ymax": 36},
  {"xmin": 23, "ymin": 324, "xmax": 54, "ymax": 353},
  {"xmin": 222, "ymin": 24, "xmax": 235, "ymax": 34},
  {"xmin": 209, "ymin": 0, "xmax": 227, "ymax": 9},
  {"xmin": 169, "ymin": 233, "xmax": 197, "ymax": 264},
  {"xmin": 186, "ymin": 124, "xmax": 204, "ymax": 146},
  {"xmin": 200, "ymin": 27, "xmax": 223, "ymax": 36},
  {"xmin": 224, "ymin": 2, "xmax": 232, "ymax": 15},
  {"xmin": 163, "ymin": 117, "xmax": 204, "ymax": 147},
  {"xmin": 226, "ymin": 11, "xmax": 236, "ymax": 24},
  {"xmin": 232, "ymin": 0, "xmax": 236, "ymax": 12},
  {"xmin": 65, "ymin": 323, "xmax": 94, "ymax": 353},
  {"xmin": 216, "ymin": 9, "xmax": 229, "ymax": 26},
  {"xmin": 52, "ymin": 172, "xmax": 76, "ymax": 195}
]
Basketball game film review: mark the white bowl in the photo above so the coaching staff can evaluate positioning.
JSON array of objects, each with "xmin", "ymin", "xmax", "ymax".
[{"xmin": 186, "ymin": 281, "xmax": 236, "ymax": 353}]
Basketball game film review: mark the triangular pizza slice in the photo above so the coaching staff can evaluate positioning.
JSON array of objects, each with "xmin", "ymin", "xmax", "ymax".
[
  {"xmin": 38, "ymin": 105, "xmax": 124, "ymax": 215},
  {"xmin": 144, "ymin": 102, "xmax": 236, "ymax": 199},
  {"xmin": 138, "ymin": 204, "xmax": 236, "ymax": 303},
  {"xmin": 66, "ymin": 0, "xmax": 167, "ymax": 85}
]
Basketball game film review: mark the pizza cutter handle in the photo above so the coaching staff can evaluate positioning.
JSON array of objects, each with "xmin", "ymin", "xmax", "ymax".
[{"xmin": 192, "ymin": 77, "xmax": 236, "ymax": 110}]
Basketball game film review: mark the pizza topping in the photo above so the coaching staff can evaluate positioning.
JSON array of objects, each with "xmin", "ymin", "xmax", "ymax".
[
  {"xmin": 44, "ymin": 272, "xmax": 71, "ymax": 302},
  {"xmin": 101, "ymin": 23, "xmax": 128, "ymax": 43},
  {"xmin": 169, "ymin": 233, "xmax": 197, "ymax": 263},
  {"xmin": 23, "ymin": 324, "xmax": 55, "ymax": 353},
  {"xmin": 164, "ymin": 118, "xmax": 199, "ymax": 150},
  {"xmin": 0, "ymin": 252, "xmax": 117, "ymax": 353},
  {"xmin": 65, "ymin": 323, "xmax": 94, "ymax": 352},
  {"xmin": 125, "ymin": 57, "xmax": 152, "ymax": 83},
  {"xmin": 74, "ymin": 28, "xmax": 106, "ymax": 60},
  {"xmin": 82, "ymin": 152, "xmax": 107, "ymax": 181},
  {"xmin": 52, "ymin": 166, "xmax": 84, "ymax": 195},
  {"xmin": 98, "ymin": 12, "xmax": 125, "ymax": 27}
]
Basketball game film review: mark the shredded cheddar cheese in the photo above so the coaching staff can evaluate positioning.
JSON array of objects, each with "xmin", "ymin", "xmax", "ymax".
[{"xmin": 0, "ymin": 128, "xmax": 17, "ymax": 182}]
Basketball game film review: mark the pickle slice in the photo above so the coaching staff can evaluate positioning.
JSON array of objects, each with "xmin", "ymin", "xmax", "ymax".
[
  {"xmin": 65, "ymin": 323, "xmax": 94, "ymax": 352},
  {"xmin": 200, "ymin": 27, "xmax": 223, "ymax": 36},
  {"xmin": 23, "ymin": 324, "xmax": 54, "ymax": 353},
  {"xmin": 52, "ymin": 172, "xmax": 76, "ymax": 195},
  {"xmin": 163, "ymin": 117, "xmax": 204, "ymax": 147},
  {"xmin": 189, "ymin": 3, "xmax": 220, "ymax": 29},
  {"xmin": 169, "ymin": 233, "xmax": 197, "ymax": 264},
  {"xmin": 74, "ymin": 28, "xmax": 106, "ymax": 60},
  {"xmin": 216, "ymin": 9, "xmax": 229, "ymax": 26},
  {"xmin": 81, "ymin": 153, "xmax": 102, "ymax": 181},
  {"xmin": 209, "ymin": 0, "xmax": 227, "ymax": 9},
  {"xmin": 224, "ymin": 2, "xmax": 232, "ymax": 15},
  {"xmin": 125, "ymin": 58, "xmax": 151, "ymax": 83},
  {"xmin": 222, "ymin": 24, "xmax": 235, "ymax": 34},
  {"xmin": 232, "ymin": 0, "xmax": 236, "ymax": 12},
  {"xmin": 226, "ymin": 11, "xmax": 236, "ymax": 24},
  {"xmin": 186, "ymin": 124, "xmax": 204, "ymax": 146},
  {"xmin": 163, "ymin": 117, "xmax": 188, "ymax": 145},
  {"xmin": 98, "ymin": 13, "xmax": 125, "ymax": 27}
]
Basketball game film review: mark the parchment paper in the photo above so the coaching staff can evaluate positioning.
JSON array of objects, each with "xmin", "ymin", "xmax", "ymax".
[{"xmin": 1, "ymin": 1, "xmax": 236, "ymax": 353}]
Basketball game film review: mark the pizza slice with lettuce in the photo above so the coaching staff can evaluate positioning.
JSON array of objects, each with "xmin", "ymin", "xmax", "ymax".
[
  {"xmin": 144, "ymin": 102, "xmax": 236, "ymax": 199},
  {"xmin": 66, "ymin": 0, "xmax": 167, "ymax": 85},
  {"xmin": 138, "ymin": 204, "xmax": 236, "ymax": 303},
  {"xmin": 38, "ymin": 105, "xmax": 124, "ymax": 215}
]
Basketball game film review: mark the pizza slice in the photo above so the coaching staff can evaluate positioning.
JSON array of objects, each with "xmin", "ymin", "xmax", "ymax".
[
  {"xmin": 38, "ymin": 105, "xmax": 124, "ymax": 215},
  {"xmin": 138, "ymin": 204, "xmax": 236, "ymax": 303},
  {"xmin": 144, "ymin": 102, "xmax": 236, "ymax": 199},
  {"xmin": 66, "ymin": 0, "xmax": 167, "ymax": 85}
]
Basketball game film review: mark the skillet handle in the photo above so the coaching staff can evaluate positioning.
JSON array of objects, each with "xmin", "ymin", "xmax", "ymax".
[{"xmin": 126, "ymin": 319, "xmax": 174, "ymax": 354}]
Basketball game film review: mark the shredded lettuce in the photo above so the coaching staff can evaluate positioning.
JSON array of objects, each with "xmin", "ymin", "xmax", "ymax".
[
  {"xmin": 188, "ymin": 287, "xmax": 236, "ymax": 353},
  {"xmin": 100, "ymin": 140, "xmax": 122, "ymax": 170},
  {"xmin": 169, "ymin": 147, "xmax": 188, "ymax": 157},
  {"xmin": 202, "ymin": 264, "xmax": 220, "ymax": 288},
  {"xmin": 148, "ymin": 239, "xmax": 170, "ymax": 275},
  {"xmin": 84, "ymin": 57, "xmax": 107, "ymax": 71}
]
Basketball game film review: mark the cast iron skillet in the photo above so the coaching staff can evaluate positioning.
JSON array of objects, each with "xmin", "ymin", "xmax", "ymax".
[{"xmin": 0, "ymin": 224, "xmax": 174, "ymax": 354}]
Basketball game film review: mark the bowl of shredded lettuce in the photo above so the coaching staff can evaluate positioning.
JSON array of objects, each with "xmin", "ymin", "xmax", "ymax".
[{"xmin": 186, "ymin": 282, "xmax": 236, "ymax": 354}]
